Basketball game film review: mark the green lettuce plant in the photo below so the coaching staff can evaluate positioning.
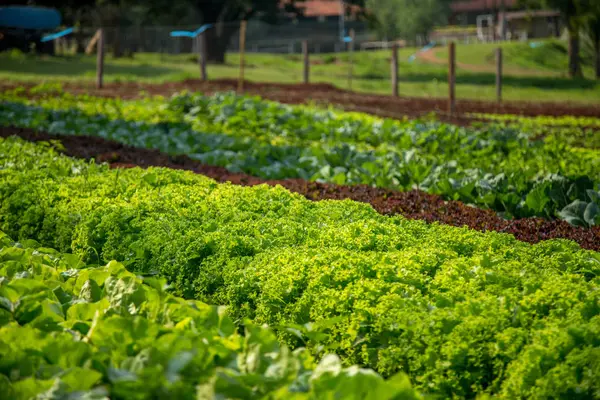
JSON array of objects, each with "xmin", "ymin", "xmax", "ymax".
[{"xmin": 0, "ymin": 137, "xmax": 598, "ymax": 398}]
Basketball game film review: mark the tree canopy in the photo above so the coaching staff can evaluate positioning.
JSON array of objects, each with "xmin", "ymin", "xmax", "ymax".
[
  {"xmin": 519, "ymin": 0, "xmax": 600, "ymax": 78},
  {"xmin": 365, "ymin": 0, "xmax": 452, "ymax": 42},
  {"xmin": 582, "ymin": 0, "xmax": 600, "ymax": 78},
  {"xmin": 15, "ymin": 0, "xmax": 367, "ymax": 62}
]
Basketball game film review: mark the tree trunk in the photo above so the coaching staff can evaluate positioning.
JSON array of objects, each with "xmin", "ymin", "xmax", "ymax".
[
  {"xmin": 498, "ymin": 0, "xmax": 506, "ymax": 41},
  {"xmin": 75, "ymin": 38, "xmax": 85, "ymax": 54},
  {"xmin": 567, "ymin": 26, "xmax": 582, "ymax": 78},
  {"xmin": 204, "ymin": 22, "xmax": 239, "ymax": 64},
  {"xmin": 138, "ymin": 25, "xmax": 144, "ymax": 53},
  {"xmin": 205, "ymin": 36, "xmax": 226, "ymax": 63},
  {"xmin": 74, "ymin": 27, "xmax": 85, "ymax": 54},
  {"xmin": 195, "ymin": 0, "xmax": 255, "ymax": 65},
  {"xmin": 113, "ymin": 25, "xmax": 123, "ymax": 58},
  {"xmin": 595, "ymin": 37, "xmax": 600, "ymax": 79}
]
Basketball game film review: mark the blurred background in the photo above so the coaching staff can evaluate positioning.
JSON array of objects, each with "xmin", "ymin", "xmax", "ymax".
[{"xmin": 1, "ymin": 0, "xmax": 599, "ymax": 103}]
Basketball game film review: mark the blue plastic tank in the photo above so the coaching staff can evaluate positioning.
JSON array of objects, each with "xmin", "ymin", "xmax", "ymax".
[{"xmin": 0, "ymin": 6, "xmax": 61, "ymax": 30}]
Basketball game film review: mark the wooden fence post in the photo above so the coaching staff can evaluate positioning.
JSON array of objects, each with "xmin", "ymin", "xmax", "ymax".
[
  {"xmin": 96, "ymin": 28, "xmax": 105, "ymax": 89},
  {"xmin": 199, "ymin": 32, "xmax": 207, "ymax": 81},
  {"xmin": 302, "ymin": 40, "xmax": 309, "ymax": 84},
  {"xmin": 448, "ymin": 42, "xmax": 456, "ymax": 115},
  {"xmin": 348, "ymin": 28, "xmax": 355, "ymax": 91},
  {"xmin": 496, "ymin": 47, "xmax": 503, "ymax": 103},
  {"xmin": 391, "ymin": 42, "xmax": 399, "ymax": 97},
  {"xmin": 238, "ymin": 20, "xmax": 247, "ymax": 93}
]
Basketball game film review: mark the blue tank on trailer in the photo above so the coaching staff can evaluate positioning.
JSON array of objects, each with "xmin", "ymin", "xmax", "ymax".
[
  {"xmin": 0, "ymin": 6, "xmax": 61, "ymax": 30},
  {"xmin": 0, "ymin": 6, "xmax": 61, "ymax": 54}
]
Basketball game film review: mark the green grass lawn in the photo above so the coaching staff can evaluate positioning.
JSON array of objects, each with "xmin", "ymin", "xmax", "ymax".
[
  {"xmin": 1, "ymin": 39, "xmax": 599, "ymax": 103},
  {"xmin": 433, "ymin": 39, "xmax": 597, "ymax": 76}
]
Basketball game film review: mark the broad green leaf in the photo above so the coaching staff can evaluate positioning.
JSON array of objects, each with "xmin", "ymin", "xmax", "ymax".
[
  {"xmin": 525, "ymin": 184, "xmax": 549, "ymax": 213},
  {"xmin": 11, "ymin": 377, "xmax": 55, "ymax": 400},
  {"xmin": 66, "ymin": 298, "xmax": 109, "ymax": 321},
  {"xmin": 60, "ymin": 367, "xmax": 103, "ymax": 391},
  {"xmin": 584, "ymin": 202, "xmax": 599, "ymax": 226},
  {"xmin": 559, "ymin": 200, "xmax": 589, "ymax": 227}
]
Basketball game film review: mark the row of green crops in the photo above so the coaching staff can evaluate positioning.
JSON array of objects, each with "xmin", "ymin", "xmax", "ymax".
[
  {"xmin": 1, "ymin": 89, "xmax": 600, "ymax": 226},
  {"xmin": 1, "ymin": 137, "xmax": 599, "ymax": 399},
  {"xmin": 468, "ymin": 113, "xmax": 600, "ymax": 129},
  {"xmin": 469, "ymin": 113, "xmax": 600, "ymax": 149},
  {"xmin": 0, "ymin": 232, "xmax": 421, "ymax": 400}
]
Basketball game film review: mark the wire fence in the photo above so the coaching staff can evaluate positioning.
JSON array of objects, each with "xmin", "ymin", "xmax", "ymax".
[
  {"xmin": 83, "ymin": 20, "xmax": 373, "ymax": 56},
  {"xmin": 21, "ymin": 18, "xmax": 564, "ymax": 107},
  {"xmin": 52, "ymin": 19, "xmax": 530, "ymax": 60}
]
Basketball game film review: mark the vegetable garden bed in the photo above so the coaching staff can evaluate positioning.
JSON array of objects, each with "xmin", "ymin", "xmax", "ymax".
[
  {"xmin": 1, "ymin": 136, "xmax": 599, "ymax": 399},
  {"xmin": 1, "ymin": 84, "xmax": 600, "ymax": 400},
  {"xmin": 1, "ymin": 90, "xmax": 599, "ymax": 227},
  {"xmin": 2, "ymin": 126, "xmax": 599, "ymax": 251},
  {"xmin": 3, "ymin": 79, "xmax": 600, "ymax": 120},
  {"xmin": 1, "ymin": 229, "xmax": 420, "ymax": 399}
]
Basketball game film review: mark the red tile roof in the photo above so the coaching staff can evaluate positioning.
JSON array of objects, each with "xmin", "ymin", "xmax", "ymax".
[
  {"xmin": 299, "ymin": 0, "xmax": 344, "ymax": 17},
  {"xmin": 287, "ymin": 0, "xmax": 519, "ymax": 19},
  {"xmin": 451, "ymin": 0, "xmax": 517, "ymax": 13},
  {"xmin": 504, "ymin": 9, "xmax": 561, "ymax": 20},
  {"xmin": 282, "ymin": 1, "xmax": 525, "ymax": 19},
  {"xmin": 281, "ymin": 0, "xmax": 360, "ymax": 18}
]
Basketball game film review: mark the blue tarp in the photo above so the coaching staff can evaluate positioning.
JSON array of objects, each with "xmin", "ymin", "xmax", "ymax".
[
  {"xmin": 41, "ymin": 27, "xmax": 74, "ymax": 42},
  {"xmin": 341, "ymin": 29, "xmax": 353, "ymax": 43},
  {"xmin": 170, "ymin": 24, "xmax": 213, "ymax": 38},
  {"xmin": 0, "ymin": 6, "xmax": 61, "ymax": 30}
]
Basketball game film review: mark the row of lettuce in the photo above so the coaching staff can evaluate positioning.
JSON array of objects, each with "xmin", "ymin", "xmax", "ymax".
[
  {"xmin": 1, "ymin": 89, "xmax": 599, "ymax": 227},
  {"xmin": 1, "ymin": 137, "xmax": 599, "ymax": 399},
  {"xmin": 0, "ymin": 231, "xmax": 421, "ymax": 400},
  {"xmin": 469, "ymin": 112, "xmax": 600, "ymax": 149},
  {"xmin": 468, "ymin": 112, "xmax": 600, "ymax": 128}
]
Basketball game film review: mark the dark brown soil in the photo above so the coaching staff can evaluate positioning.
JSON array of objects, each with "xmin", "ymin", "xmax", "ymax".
[
  {"xmin": 3, "ymin": 126, "xmax": 598, "ymax": 252},
  {"xmin": 4, "ymin": 79, "xmax": 600, "ymax": 126}
]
